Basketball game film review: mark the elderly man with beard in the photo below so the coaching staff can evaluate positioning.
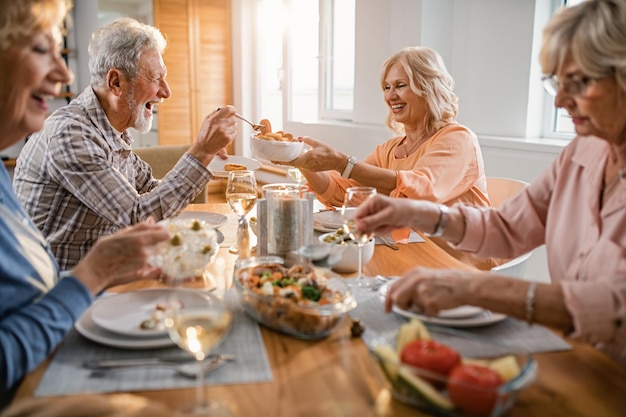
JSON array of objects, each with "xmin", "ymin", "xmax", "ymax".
[{"xmin": 13, "ymin": 18, "xmax": 238, "ymax": 269}]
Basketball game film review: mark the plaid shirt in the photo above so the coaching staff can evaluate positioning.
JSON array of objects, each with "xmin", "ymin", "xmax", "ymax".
[{"xmin": 13, "ymin": 87, "xmax": 212, "ymax": 269}]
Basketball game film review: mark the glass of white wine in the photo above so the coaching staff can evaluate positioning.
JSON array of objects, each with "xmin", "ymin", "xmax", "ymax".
[
  {"xmin": 225, "ymin": 170, "xmax": 257, "ymax": 257},
  {"xmin": 287, "ymin": 167, "xmax": 306, "ymax": 189},
  {"xmin": 164, "ymin": 283, "xmax": 233, "ymax": 416},
  {"xmin": 341, "ymin": 186, "xmax": 378, "ymax": 288}
]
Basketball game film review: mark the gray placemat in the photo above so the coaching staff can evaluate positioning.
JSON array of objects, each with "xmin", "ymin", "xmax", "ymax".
[
  {"xmin": 35, "ymin": 299, "xmax": 272, "ymax": 397},
  {"xmin": 350, "ymin": 287, "xmax": 572, "ymax": 358}
]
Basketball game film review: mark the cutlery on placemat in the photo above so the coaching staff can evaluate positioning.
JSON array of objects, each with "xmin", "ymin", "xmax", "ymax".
[{"xmin": 84, "ymin": 354, "xmax": 235, "ymax": 378}]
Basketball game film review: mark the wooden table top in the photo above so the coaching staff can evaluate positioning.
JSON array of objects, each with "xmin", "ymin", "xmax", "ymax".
[{"xmin": 11, "ymin": 203, "xmax": 626, "ymax": 416}]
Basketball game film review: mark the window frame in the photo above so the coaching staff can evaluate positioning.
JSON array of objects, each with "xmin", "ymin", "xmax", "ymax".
[{"xmin": 318, "ymin": 0, "xmax": 355, "ymax": 121}]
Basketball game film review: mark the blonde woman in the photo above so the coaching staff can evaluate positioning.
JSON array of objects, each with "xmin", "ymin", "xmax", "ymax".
[
  {"xmin": 0, "ymin": 1, "xmax": 168, "ymax": 407},
  {"xmin": 289, "ymin": 46, "xmax": 495, "ymax": 269}
]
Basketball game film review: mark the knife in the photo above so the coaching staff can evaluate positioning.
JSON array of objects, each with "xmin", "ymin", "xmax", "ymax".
[{"xmin": 84, "ymin": 353, "xmax": 235, "ymax": 370}]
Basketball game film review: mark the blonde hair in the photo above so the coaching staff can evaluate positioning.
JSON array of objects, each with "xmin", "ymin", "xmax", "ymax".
[
  {"xmin": 540, "ymin": 0, "xmax": 626, "ymax": 93},
  {"xmin": 88, "ymin": 17, "xmax": 167, "ymax": 88},
  {"xmin": 380, "ymin": 46, "xmax": 458, "ymax": 135},
  {"xmin": 0, "ymin": 0, "xmax": 71, "ymax": 50}
]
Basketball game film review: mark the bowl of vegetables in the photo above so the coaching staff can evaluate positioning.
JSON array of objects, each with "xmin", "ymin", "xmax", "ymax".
[
  {"xmin": 234, "ymin": 256, "xmax": 357, "ymax": 339},
  {"xmin": 371, "ymin": 319, "xmax": 538, "ymax": 417},
  {"xmin": 318, "ymin": 230, "xmax": 375, "ymax": 273}
]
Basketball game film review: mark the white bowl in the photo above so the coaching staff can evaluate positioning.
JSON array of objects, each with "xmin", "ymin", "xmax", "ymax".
[
  {"xmin": 250, "ymin": 133, "xmax": 304, "ymax": 162},
  {"xmin": 318, "ymin": 232, "xmax": 375, "ymax": 273}
]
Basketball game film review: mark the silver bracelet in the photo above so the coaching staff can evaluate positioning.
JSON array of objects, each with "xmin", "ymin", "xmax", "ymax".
[
  {"xmin": 525, "ymin": 281, "xmax": 537, "ymax": 325},
  {"xmin": 428, "ymin": 204, "xmax": 450, "ymax": 237}
]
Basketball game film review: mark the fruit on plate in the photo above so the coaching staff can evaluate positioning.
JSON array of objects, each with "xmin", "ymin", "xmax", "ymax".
[
  {"xmin": 400, "ymin": 339, "xmax": 461, "ymax": 387},
  {"xmin": 447, "ymin": 364, "xmax": 504, "ymax": 416}
]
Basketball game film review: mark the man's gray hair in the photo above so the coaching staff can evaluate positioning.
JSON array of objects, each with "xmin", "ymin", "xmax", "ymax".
[{"xmin": 88, "ymin": 17, "xmax": 167, "ymax": 88}]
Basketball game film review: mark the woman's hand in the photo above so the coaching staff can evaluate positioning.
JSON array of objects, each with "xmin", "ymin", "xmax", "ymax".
[
  {"xmin": 354, "ymin": 194, "xmax": 422, "ymax": 235},
  {"xmin": 71, "ymin": 220, "xmax": 170, "ymax": 294},
  {"xmin": 286, "ymin": 136, "xmax": 346, "ymax": 172},
  {"xmin": 384, "ymin": 267, "xmax": 474, "ymax": 315}
]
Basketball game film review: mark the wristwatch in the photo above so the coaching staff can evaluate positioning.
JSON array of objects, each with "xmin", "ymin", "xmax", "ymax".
[
  {"xmin": 428, "ymin": 204, "xmax": 450, "ymax": 237},
  {"xmin": 341, "ymin": 156, "xmax": 357, "ymax": 179}
]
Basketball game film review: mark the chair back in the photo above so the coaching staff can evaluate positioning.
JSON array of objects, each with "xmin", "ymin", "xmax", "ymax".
[
  {"xmin": 486, "ymin": 177, "xmax": 528, "ymax": 208},
  {"xmin": 486, "ymin": 177, "xmax": 532, "ymax": 278},
  {"xmin": 133, "ymin": 145, "xmax": 207, "ymax": 203}
]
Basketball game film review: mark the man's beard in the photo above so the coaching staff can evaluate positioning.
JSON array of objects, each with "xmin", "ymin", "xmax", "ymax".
[{"xmin": 127, "ymin": 88, "xmax": 153, "ymax": 134}]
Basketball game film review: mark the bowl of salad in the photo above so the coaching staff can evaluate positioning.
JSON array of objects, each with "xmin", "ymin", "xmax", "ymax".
[{"xmin": 234, "ymin": 256, "xmax": 357, "ymax": 339}]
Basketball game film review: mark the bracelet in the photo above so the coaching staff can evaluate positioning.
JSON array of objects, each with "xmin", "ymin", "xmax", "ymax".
[
  {"xmin": 525, "ymin": 281, "xmax": 537, "ymax": 325},
  {"xmin": 341, "ymin": 156, "xmax": 357, "ymax": 178},
  {"xmin": 428, "ymin": 204, "xmax": 450, "ymax": 237}
]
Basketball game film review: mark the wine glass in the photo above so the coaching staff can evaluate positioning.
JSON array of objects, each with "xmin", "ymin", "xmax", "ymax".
[
  {"xmin": 287, "ymin": 167, "xmax": 307, "ymax": 189},
  {"xmin": 164, "ymin": 279, "xmax": 233, "ymax": 416},
  {"xmin": 225, "ymin": 170, "xmax": 257, "ymax": 257},
  {"xmin": 341, "ymin": 186, "xmax": 378, "ymax": 288}
]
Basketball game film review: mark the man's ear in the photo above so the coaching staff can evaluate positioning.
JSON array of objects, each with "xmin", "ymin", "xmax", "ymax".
[{"xmin": 107, "ymin": 69, "xmax": 125, "ymax": 96}]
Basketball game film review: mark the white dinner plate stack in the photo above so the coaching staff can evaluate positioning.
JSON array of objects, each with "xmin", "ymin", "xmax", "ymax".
[
  {"xmin": 75, "ymin": 289, "xmax": 200, "ymax": 349},
  {"xmin": 312, "ymin": 208, "xmax": 357, "ymax": 233},
  {"xmin": 377, "ymin": 280, "xmax": 507, "ymax": 328}
]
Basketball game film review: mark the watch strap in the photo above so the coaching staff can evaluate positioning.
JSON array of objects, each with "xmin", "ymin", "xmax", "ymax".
[{"xmin": 341, "ymin": 156, "xmax": 357, "ymax": 179}]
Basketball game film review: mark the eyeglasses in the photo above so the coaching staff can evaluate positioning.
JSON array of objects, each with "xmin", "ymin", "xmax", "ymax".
[{"xmin": 541, "ymin": 72, "xmax": 612, "ymax": 97}]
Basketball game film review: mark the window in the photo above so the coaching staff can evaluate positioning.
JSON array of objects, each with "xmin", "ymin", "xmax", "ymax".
[
  {"xmin": 543, "ymin": 0, "xmax": 585, "ymax": 139},
  {"xmin": 256, "ymin": 0, "xmax": 355, "ymax": 126}
]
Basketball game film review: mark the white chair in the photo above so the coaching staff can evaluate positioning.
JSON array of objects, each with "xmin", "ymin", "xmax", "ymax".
[{"xmin": 486, "ymin": 177, "xmax": 532, "ymax": 278}]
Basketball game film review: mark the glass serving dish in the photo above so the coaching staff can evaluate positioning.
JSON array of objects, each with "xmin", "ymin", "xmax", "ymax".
[
  {"xmin": 234, "ymin": 256, "xmax": 357, "ymax": 339},
  {"xmin": 370, "ymin": 329, "xmax": 538, "ymax": 417}
]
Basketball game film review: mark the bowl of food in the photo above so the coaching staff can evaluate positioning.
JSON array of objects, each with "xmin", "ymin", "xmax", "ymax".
[
  {"xmin": 318, "ymin": 230, "xmax": 375, "ymax": 273},
  {"xmin": 250, "ymin": 128, "xmax": 304, "ymax": 162},
  {"xmin": 149, "ymin": 217, "xmax": 219, "ymax": 280},
  {"xmin": 371, "ymin": 319, "xmax": 538, "ymax": 417},
  {"xmin": 234, "ymin": 256, "xmax": 357, "ymax": 339}
]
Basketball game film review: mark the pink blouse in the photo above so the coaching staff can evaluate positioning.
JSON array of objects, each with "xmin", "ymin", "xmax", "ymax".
[{"xmin": 456, "ymin": 135, "xmax": 626, "ymax": 365}]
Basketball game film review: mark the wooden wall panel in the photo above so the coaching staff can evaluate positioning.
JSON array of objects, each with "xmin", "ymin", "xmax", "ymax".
[{"xmin": 153, "ymin": 0, "xmax": 232, "ymax": 148}]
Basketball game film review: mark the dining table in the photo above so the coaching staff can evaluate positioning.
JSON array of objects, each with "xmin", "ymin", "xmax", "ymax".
[{"xmin": 10, "ymin": 202, "xmax": 626, "ymax": 417}]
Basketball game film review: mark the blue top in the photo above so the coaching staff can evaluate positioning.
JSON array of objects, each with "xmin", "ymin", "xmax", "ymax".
[{"xmin": 0, "ymin": 164, "xmax": 92, "ymax": 407}]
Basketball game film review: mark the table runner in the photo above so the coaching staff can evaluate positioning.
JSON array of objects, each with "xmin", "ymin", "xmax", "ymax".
[
  {"xmin": 35, "ymin": 299, "xmax": 272, "ymax": 397},
  {"xmin": 350, "ymin": 287, "xmax": 572, "ymax": 358}
]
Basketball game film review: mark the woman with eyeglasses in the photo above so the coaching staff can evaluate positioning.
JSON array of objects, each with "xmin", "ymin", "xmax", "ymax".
[{"xmin": 354, "ymin": 0, "xmax": 626, "ymax": 366}]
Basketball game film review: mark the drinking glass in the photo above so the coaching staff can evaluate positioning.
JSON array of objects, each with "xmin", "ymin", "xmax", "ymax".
[
  {"xmin": 225, "ymin": 170, "xmax": 257, "ymax": 257},
  {"xmin": 287, "ymin": 167, "xmax": 306, "ymax": 189},
  {"xmin": 164, "ymin": 279, "xmax": 233, "ymax": 416},
  {"xmin": 341, "ymin": 186, "xmax": 377, "ymax": 288}
]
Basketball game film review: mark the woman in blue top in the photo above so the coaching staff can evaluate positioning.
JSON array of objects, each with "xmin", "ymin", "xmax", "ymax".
[{"xmin": 0, "ymin": 0, "xmax": 169, "ymax": 407}]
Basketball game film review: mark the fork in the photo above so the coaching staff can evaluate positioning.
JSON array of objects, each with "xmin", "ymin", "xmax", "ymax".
[
  {"xmin": 234, "ymin": 113, "xmax": 265, "ymax": 131},
  {"xmin": 377, "ymin": 235, "xmax": 399, "ymax": 250}
]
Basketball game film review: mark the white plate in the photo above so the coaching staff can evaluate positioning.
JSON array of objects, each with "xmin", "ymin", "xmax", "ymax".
[
  {"xmin": 208, "ymin": 156, "xmax": 261, "ymax": 178},
  {"xmin": 378, "ymin": 280, "xmax": 507, "ymax": 327},
  {"xmin": 75, "ymin": 299, "xmax": 174, "ymax": 349},
  {"xmin": 312, "ymin": 208, "xmax": 357, "ymax": 230},
  {"xmin": 392, "ymin": 306, "xmax": 508, "ymax": 328},
  {"xmin": 90, "ymin": 289, "xmax": 208, "ymax": 338},
  {"xmin": 175, "ymin": 211, "xmax": 228, "ymax": 229}
]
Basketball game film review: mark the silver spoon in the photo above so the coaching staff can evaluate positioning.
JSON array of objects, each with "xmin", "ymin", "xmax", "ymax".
[
  {"xmin": 234, "ymin": 113, "xmax": 265, "ymax": 131},
  {"xmin": 85, "ymin": 354, "xmax": 235, "ymax": 379}
]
